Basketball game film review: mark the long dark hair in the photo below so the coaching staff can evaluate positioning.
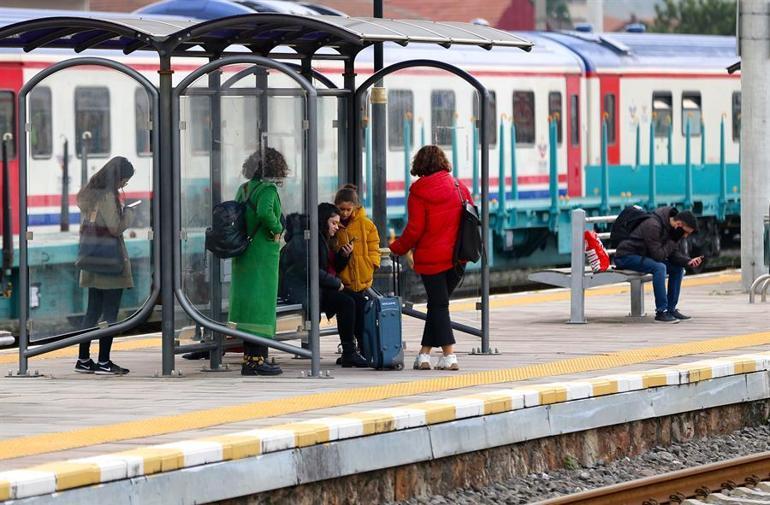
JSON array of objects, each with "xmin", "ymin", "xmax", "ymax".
[
  {"xmin": 318, "ymin": 202, "xmax": 340, "ymax": 239},
  {"xmin": 77, "ymin": 156, "xmax": 134, "ymax": 212}
]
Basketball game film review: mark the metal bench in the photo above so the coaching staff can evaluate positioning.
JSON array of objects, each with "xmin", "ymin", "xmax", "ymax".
[{"xmin": 528, "ymin": 208, "xmax": 652, "ymax": 323}]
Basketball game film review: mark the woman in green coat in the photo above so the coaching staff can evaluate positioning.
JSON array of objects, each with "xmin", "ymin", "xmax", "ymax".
[{"xmin": 229, "ymin": 147, "xmax": 288, "ymax": 376}]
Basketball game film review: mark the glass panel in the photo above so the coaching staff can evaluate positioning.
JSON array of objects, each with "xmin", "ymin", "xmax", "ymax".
[
  {"xmin": 30, "ymin": 87, "xmax": 52, "ymax": 159},
  {"xmin": 318, "ymin": 95, "xmax": 340, "ymax": 203},
  {"xmin": 25, "ymin": 68, "xmax": 154, "ymax": 343},
  {"xmin": 388, "ymin": 89, "xmax": 413, "ymax": 150},
  {"xmin": 0, "ymin": 91, "xmax": 14, "ymax": 158},
  {"xmin": 472, "ymin": 90, "xmax": 497, "ymax": 146},
  {"xmin": 178, "ymin": 64, "xmax": 310, "ymax": 343},
  {"xmin": 431, "ymin": 90, "xmax": 455, "ymax": 147},
  {"xmin": 569, "ymin": 94, "xmax": 579, "ymax": 147},
  {"xmin": 135, "ymin": 88, "xmax": 152, "ymax": 157},
  {"xmin": 548, "ymin": 91, "xmax": 562, "ymax": 144},
  {"xmin": 603, "ymin": 94, "xmax": 616, "ymax": 145},
  {"xmin": 75, "ymin": 87, "xmax": 110, "ymax": 157},
  {"xmin": 681, "ymin": 92, "xmax": 702, "ymax": 136},
  {"xmin": 512, "ymin": 91, "xmax": 535, "ymax": 145},
  {"xmin": 652, "ymin": 91, "xmax": 672, "ymax": 138},
  {"xmin": 732, "ymin": 91, "xmax": 741, "ymax": 142}
]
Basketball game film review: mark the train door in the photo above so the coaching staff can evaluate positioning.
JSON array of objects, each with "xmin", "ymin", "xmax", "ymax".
[
  {"xmin": 565, "ymin": 75, "xmax": 581, "ymax": 196},
  {"xmin": 600, "ymin": 75, "xmax": 619, "ymax": 164}
]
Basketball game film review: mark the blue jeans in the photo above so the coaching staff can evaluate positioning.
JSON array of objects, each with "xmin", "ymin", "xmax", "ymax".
[{"xmin": 614, "ymin": 255, "xmax": 684, "ymax": 313}]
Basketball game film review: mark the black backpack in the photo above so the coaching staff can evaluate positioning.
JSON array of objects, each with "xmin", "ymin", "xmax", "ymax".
[
  {"xmin": 609, "ymin": 205, "xmax": 651, "ymax": 248},
  {"xmin": 453, "ymin": 180, "xmax": 483, "ymax": 264},
  {"xmin": 205, "ymin": 183, "xmax": 261, "ymax": 259}
]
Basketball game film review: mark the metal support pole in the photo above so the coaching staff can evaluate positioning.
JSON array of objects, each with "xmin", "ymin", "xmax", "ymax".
[
  {"xmin": 479, "ymin": 92, "xmax": 490, "ymax": 354},
  {"xmin": 307, "ymin": 87, "xmax": 321, "ymax": 378},
  {"xmin": 2, "ymin": 135, "xmax": 13, "ymax": 286},
  {"xmin": 648, "ymin": 121, "xmax": 656, "ymax": 208},
  {"xmin": 685, "ymin": 120, "xmax": 693, "ymax": 209},
  {"xmin": 207, "ymin": 63, "xmax": 223, "ymax": 371},
  {"xmin": 700, "ymin": 120, "xmax": 705, "ymax": 167},
  {"xmin": 372, "ymin": 86, "xmax": 388, "ymax": 246},
  {"xmin": 719, "ymin": 115, "xmax": 727, "ymax": 220},
  {"xmin": 60, "ymin": 139, "xmax": 69, "ymax": 232},
  {"xmin": 510, "ymin": 122, "xmax": 518, "ymax": 200},
  {"xmin": 80, "ymin": 131, "xmax": 90, "ymax": 190},
  {"xmin": 568, "ymin": 208, "xmax": 586, "ymax": 324},
  {"xmin": 159, "ymin": 53, "xmax": 176, "ymax": 376},
  {"xmin": 497, "ymin": 117, "xmax": 506, "ymax": 224},
  {"xmin": 365, "ymin": 123, "xmax": 372, "ymax": 208},
  {"xmin": 600, "ymin": 118, "xmax": 609, "ymax": 213},
  {"xmin": 472, "ymin": 123, "xmax": 479, "ymax": 197},
  {"xmin": 451, "ymin": 114, "xmax": 459, "ymax": 178},
  {"xmin": 403, "ymin": 116, "xmax": 411, "ymax": 217},
  {"xmin": 667, "ymin": 120, "xmax": 673, "ymax": 165},
  {"xmin": 343, "ymin": 59, "xmax": 357, "ymax": 186}
]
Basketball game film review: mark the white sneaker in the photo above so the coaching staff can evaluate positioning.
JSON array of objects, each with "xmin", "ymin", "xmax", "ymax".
[
  {"xmin": 413, "ymin": 353, "xmax": 431, "ymax": 370},
  {"xmin": 435, "ymin": 354, "xmax": 459, "ymax": 371}
]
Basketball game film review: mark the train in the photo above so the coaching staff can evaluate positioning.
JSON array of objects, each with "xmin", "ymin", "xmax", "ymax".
[{"xmin": 0, "ymin": 3, "xmax": 741, "ymax": 334}]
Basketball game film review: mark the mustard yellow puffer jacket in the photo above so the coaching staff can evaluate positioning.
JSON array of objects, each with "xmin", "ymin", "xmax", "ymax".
[{"xmin": 334, "ymin": 207, "xmax": 381, "ymax": 292}]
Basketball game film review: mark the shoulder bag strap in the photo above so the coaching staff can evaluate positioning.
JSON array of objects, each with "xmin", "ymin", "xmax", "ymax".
[{"xmin": 454, "ymin": 179, "xmax": 465, "ymax": 205}]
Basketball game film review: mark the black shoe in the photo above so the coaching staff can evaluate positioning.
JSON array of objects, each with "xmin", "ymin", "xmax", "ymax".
[
  {"xmin": 654, "ymin": 311, "xmax": 679, "ymax": 323},
  {"xmin": 669, "ymin": 309, "xmax": 691, "ymax": 320},
  {"xmin": 182, "ymin": 350, "xmax": 210, "ymax": 360},
  {"xmin": 241, "ymin": 356, "xmax": 283, "ymax": 376},
  {"xmin": 74, "ymin": 359, "xmax": 97, "ymax": 374},
  {"xmin": 95, "ymin": 361, "xmax": 130, "ymax": 375},
  {"xmin": 339, "ymin": 351, "xmax": 368, "ymax": 368}
]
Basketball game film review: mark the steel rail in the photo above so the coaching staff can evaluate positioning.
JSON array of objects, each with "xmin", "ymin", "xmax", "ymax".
[{"xmin": 536, "ymin": 451, "xmax": 770, "ymax": 505}]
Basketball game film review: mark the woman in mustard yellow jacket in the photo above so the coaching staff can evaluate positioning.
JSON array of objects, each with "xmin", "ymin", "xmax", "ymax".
[{"xmin": 333, "ymin": 184, "xmax": 381, "ymax": 350}]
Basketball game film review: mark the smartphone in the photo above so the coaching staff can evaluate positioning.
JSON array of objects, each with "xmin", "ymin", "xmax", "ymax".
[
  {"xmin": 349, "ymin": 237, "xmax": 357, "ymax": 243},
  {"xmin": 126, "ymin": 200, "xmax": 142, "ymax": 209}
]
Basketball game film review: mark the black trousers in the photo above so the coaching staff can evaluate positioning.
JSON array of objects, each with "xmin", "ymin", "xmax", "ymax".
[
  {"xmin": 243, "ymin": 341, "xmax": 269, "ymax": 359},
  {"xmin": 420, "ymin": 265, "xmax": 464, "ymax": 348},
  {"xmin": 344, "ymin": 288, "xmax": 369, "ymax": 349},
  {"xmin": 79, "ymin": 288, "xmax": 123, "ymax": 362},
  {"xmin": 321, "ymin": 288, "xmax": 357, "ymax": 352}
]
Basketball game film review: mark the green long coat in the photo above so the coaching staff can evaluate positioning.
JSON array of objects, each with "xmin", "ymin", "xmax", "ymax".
[{"xmin": 229, "ymin": 179, "xmax": 283, "ymax": 338}]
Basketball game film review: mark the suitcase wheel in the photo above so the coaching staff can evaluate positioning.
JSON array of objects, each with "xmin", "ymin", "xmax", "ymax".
[{"xmin": 393, "ymin": 363, "xmax": 404, "ymax": 371}]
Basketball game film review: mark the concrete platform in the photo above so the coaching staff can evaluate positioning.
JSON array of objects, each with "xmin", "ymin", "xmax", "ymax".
[{"xmin": 1, "ymin": 270, "xmax": 769, "ymax": 502}]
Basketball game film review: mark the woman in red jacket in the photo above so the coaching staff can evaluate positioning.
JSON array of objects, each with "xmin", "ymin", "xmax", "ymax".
[{"xmin": 389, "ymin": 145, "xmax": 472, "ymax": 371}]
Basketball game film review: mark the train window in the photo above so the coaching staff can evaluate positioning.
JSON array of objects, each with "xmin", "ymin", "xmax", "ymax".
[
  {"xmin": 135, "ymin": 88, "xmax": 153, "ymax": 157},
  {"xmin": 512, "ymin": 91, "xmax": 535, "ymax": 145},
  {"xmin": 732, "ymin": 91, "xmax": 741, "ymax": 142},
  {"xmin": 388, "ymin": 89, "xmax": 413, "ymax": 150},
  {"xmin": 30, "ymin": 87, "xmax": 52, "ymax": 159},
  {"xmin": 75, "ymin": 87, "xmax": 110, "ymax": 157},
  {"xmin": 0, "ymin": 91, "xmax": 15, "ymax": 158},
  {"xmin": 603, "ymin": 94, "xmax": 616, "ymax": 145},
  {"xmin": 548, "ymin": 91, "xmax": 562, "ymax": 144},
  {"xmin": 652, "ymin": 92, "xmax": 672, "ymax": 138},
  {"xmin": 431, "ymin": 90, "xmax": 455, "ymax": 146},
  {"xmin": 472, "ymin": 90, "xmax": 497, "ymax": 146},
  {"xmin": 569, "ymin": 94, "xmax": 579, "ymax": 146},
  {"xmin": 681, "ymin": 92, "xmax": 702, "ymax": 136}
]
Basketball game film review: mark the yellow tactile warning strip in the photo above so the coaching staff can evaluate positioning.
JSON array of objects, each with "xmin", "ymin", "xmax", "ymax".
[
  {"xmin": 0, "ymin": 271, "xmax": 741, "ymax": 365},
  {"xmin": 1, "ymin": 350, "xmax": 769, "ymax": 502},
  {"xmin": 2, "ymin": 324, "xmax": 770, "ymax": 464}
]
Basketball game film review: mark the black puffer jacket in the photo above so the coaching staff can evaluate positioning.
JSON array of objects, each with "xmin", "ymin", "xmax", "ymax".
[{"xmin": 615, "ymin": 206, "xmax": 691, "ymax": 267}]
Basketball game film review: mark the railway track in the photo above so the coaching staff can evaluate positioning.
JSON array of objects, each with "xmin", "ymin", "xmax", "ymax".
[{"xmin": 537, "ymin": 451, "xmax": 770, "ymax": 505}]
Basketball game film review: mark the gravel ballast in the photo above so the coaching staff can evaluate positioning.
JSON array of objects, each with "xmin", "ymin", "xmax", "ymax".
[{"xmin": 391, "ymin": 424, "xmax": 770, "ymax": 504}]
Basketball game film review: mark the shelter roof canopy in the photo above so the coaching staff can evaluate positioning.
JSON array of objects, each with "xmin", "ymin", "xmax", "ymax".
[{"xmin": 0, "ymin": 9, "xmax": 533, "ymax": 56}]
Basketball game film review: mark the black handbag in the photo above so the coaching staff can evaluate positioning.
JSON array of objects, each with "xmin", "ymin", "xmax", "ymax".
[
  {"xmin": 75, "ymin": 212, "xmax": 124, "ymax": 275},
  {"xmin": 453, "ymin": 179, "xmax": 483, "ymax": 264}
]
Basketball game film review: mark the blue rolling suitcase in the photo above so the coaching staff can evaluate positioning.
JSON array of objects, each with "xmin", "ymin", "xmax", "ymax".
[
  {"xmin": 362, "ymin": 294, "xmax": 404, "ymax": 370},
  {"xmin": 362, "ymin": 255, "xmax": 404, "ymax": 370}
]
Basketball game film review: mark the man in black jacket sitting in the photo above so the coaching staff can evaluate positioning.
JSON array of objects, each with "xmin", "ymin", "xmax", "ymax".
[{"xmin": 614, "ymin": 207, "xmax": 703, "ymax": 323}]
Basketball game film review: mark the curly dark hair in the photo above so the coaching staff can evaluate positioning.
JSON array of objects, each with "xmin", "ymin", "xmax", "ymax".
[
  {"xmin": 411, "ymin": 145, "xmax": 451, "ymax": 177},
  {"xmin": 241, "ymin": 147, "xmax": 289, "ymax": 180}
]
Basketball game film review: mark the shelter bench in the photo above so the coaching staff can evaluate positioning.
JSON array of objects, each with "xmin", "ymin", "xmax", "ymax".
[{"xmin": 528, "ymin": 208, "xmax": 652, "ymax": 323}]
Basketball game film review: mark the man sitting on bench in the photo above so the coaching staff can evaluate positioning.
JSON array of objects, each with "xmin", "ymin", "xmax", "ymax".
[{"xmin": 614, "ymin": 207, "xmax": 703, "ymax": 323}]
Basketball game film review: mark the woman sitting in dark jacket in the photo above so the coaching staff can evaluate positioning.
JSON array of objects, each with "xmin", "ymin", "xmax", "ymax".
[{"xmin": 280, "ymin": 204, "xmax": 368, "ymax": 367}]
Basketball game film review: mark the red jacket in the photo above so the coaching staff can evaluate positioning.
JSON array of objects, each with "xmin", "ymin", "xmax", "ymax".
[{"xmin": 389, "ymin": 171, "xmax": 473, "ymax": 275}]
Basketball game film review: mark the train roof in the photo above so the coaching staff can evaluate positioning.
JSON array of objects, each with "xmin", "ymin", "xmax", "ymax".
[{"xmin": 541, "ymin": 31, "xmax": 737, "ymax": 73}]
